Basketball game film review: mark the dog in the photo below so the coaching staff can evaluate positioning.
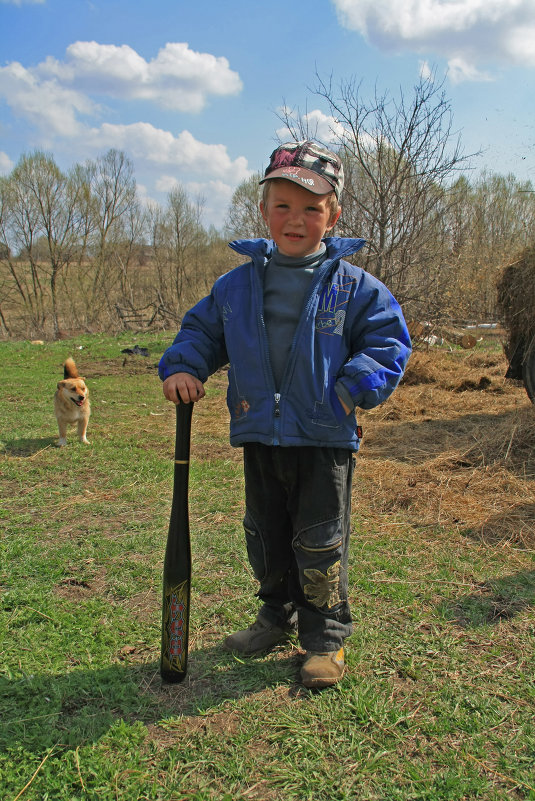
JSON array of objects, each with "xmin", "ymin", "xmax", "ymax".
[{"xmin": 54, "ymin": 358, "xmax": 91, "ymax": 447}]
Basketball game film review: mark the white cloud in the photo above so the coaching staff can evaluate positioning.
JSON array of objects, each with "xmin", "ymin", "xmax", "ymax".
[
  {"xmin": 419, "ymin": 60, "xmax": 432, "ymax": 81},
  {"xmin": 83, "ymin": 123, "xmax": 250, "ymax": 183},
  {"xmin": 155, "ymin": 175, "xmax": 182, "ymax": 194},
  {"xmin": 447, "ymin": 57, "xmax": 493, "ymax": 84},
  {"xmin": 184, "ymin": 179, "xmax": 235, "ymax": 207},
  {"xmin": 0, "ymin": 61, "xmax": 95, "ymax": 135},
  {"xmin": 0, "ymin": 152, "xmax": 14, "ymax": 173},
  {"xmin": 183, "ymin": 178, "xmax": 236, "ymax": 226},
  {"xmin": 421, "ymin": 54, "xmax": 492, "ymax": 84},
  {"xmin": 38, "ymin": 41, "xmax": 243, "ymax": 112},
  {"xmin": 332, "ymin": 0, "xmax": 535, "ymax": 80},
  {"xmin": 301, "ymin": 109, "xmax": 348, "ymax": 143},
  {"xmin": 134, "ymin": 182, "xmax": 154, "ymax": 208},
  {"xmin": 0, "ymin": 41, "xmax": 247, "ymax": 227},
  {"xmin": 276, "ymin": 107, "xmax": 380, "ymax": 152},
  {"xmin": 0, "ymin": 41, "xmax": 242, "ymax": 136},
  {"xmin": 276, "ymin": 108, "xmax": 347, "ymax": 143},
  {"xmin": 153, "ymin": 176, "xmax": 237, "ymax": 227},
  {"xmin": 506, "ymin": 23, "xmax": 535, "ymax": 66}
]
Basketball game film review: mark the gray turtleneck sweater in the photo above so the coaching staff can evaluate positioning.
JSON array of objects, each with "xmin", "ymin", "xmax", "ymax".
[
  {"xmin": 263, "ymin": 244, "xmax": 326, "ymax": 391},
  {"xmin": 263, "ymin": 243, "xmax": 354, "ymax": 414}
]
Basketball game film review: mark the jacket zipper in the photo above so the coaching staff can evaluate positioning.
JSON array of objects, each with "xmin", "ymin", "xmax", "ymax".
[
  {"xmin": 273, "ymin": 392, "xmax": 281, "ymax": 445},
  {"xmin": 280, "ymin": 258, "xmax": 333, "ymax": 397},
  {"xmin": 273, "ymin": 260, "xmax": 333, "ymax": 446},
  {"xmin": 252, "ymin": 256, "xmax": 281, "ymax": 446}
]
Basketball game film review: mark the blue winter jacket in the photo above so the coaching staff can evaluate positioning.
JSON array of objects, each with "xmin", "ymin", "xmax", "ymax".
[{"xmin": 159, "ymin": 237, "xmax": 411, "ymax": 451}]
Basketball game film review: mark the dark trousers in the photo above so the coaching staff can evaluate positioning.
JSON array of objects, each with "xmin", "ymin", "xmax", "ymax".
[{"xmin": 242, "ymin": 443, "xmax": 355, "ymax": 652}]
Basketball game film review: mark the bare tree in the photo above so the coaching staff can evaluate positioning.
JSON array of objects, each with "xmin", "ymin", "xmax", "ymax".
[
  {"xmin": 279, "ymin": 70, "xmax": 477, "ymax": 320},
  {"xmin": 85, "ymin": 149, "xmax": 138, "ymax": 320},
  {"xmin": 225, "ymin": 172, "xmax": 269, "ymax": 239},
  {"xmin": 0, "ymin": 170, "xmax": 47, "ymax": 333},
  {"xmin": 168, "ymin": 185, "xmax": 204, "ymax": 304},
  {"xmin": 30, "ymin": 153, "xmax": 92, "ymax": 338},
  {"xmin": 444, "ymin": 172, "xmax": 535, "ymax": 320},
  {"xmin": 0, "ymin": 152, "xmax": 93, "ymax": 337},
  {"xmin": 147, "ymin": 185, "xmax": 208, "ymax": 324}
]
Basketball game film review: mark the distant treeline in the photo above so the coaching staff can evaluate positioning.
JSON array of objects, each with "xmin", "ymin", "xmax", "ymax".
[{"xmin": 1, "ymin": 140, "xmax": 534, "ymax": 339}]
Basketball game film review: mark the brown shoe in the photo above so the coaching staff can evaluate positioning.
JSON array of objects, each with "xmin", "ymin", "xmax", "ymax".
[
  {"xmin": 223, "ymin": 615, "xmax": 296, "ymax": 655},
  {"xmin": 301, "ymin": 648, "xmax": 345, "ymax": 688}
]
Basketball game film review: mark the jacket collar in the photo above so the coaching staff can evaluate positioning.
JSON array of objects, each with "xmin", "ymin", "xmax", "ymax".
[{"xmin": 228, "ymin": 236, "xmax": 366, "ymax": 263}]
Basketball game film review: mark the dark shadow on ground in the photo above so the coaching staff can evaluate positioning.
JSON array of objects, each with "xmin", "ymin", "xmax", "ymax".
[
  {"xmin": 440, "ymin": 570, "xmax": 535, "ymax": 627},
  {"xmin": 1, "ymin": 436, "xmax": 57, "ymax": 456},
  {"xmin": 0, "ymin": 645, "xmax": 302, "ymax": 754}
]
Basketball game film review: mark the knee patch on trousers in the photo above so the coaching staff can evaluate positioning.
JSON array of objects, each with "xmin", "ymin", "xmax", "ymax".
[
  {"xmin": 294, "ymin": 517, "xmax": 345, "ymax": 610},
  {"xmin": 303, "ymin": 561, "xmax": 342, "ymax": 609}
]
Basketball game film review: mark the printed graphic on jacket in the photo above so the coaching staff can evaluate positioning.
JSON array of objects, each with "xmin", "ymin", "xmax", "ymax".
[{"xmin": 315, "ymin": 278, "xmax": 353, "ymax": 337}]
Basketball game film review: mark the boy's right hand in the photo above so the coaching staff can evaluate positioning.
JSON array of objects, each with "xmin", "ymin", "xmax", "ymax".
[{"xmin": 162, "ymin": 372, "xmax": 205, "ymax": 404}]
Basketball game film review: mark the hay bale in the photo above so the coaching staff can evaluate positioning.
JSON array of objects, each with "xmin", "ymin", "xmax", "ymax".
[{"xmin": 496, "ymin": 247, "xmax": 535, "ymax": 379}]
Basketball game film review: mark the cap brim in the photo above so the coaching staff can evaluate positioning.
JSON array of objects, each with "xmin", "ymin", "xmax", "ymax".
[{"xmin": 259, "ymin": 166, "xmax": 334, "ymax": 196}]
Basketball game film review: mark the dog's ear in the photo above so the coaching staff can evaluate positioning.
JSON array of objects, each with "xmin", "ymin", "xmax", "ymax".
[{"xmin": 57, "ymin": 380, "xmax": 66, "ymax": 389}]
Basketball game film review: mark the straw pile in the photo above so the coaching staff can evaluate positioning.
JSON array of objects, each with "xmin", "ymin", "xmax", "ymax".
[
  {"xmin": 355, "ymin": 347, "xmax": 535, "ymax": 547},
  {"xmin": 496, "ymin": 247, "xmax": 535, "ymax": 378}
]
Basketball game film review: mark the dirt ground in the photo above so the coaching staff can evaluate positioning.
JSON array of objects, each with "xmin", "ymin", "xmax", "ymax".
[{"xmin": 355, "ymin": 339, "xmax": 535, "ymax": 547}]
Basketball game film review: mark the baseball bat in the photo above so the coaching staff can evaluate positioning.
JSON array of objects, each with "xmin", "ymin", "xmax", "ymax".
[{"xmin": 160, "ymin": 400, "xmax": 193, "ymax": 683}]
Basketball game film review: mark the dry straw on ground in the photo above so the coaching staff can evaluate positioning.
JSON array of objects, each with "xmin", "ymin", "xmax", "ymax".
[{"xmin": 355, "ymin": 344, "xmax": 535, "ymax": 547}]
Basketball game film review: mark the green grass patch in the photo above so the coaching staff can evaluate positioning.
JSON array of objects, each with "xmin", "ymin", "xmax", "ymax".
[{"xmin": 1, "ymin": 335, "xmax": 535, "ymax": 800}]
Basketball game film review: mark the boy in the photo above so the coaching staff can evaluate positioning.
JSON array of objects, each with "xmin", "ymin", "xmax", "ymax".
[{"xmin": 159, "ymin": 140, "xmax": 411, "ymax": 688}]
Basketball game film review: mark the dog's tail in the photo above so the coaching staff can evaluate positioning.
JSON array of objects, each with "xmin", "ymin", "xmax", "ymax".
[{"xmin": 63, "ymin": 357, "xmax": 79, "ymax": 379}]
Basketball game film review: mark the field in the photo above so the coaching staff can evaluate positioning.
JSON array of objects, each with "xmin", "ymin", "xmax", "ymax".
[{"xmin": 1, "ymin": 332, "xmax": 534, "ymax": 800}]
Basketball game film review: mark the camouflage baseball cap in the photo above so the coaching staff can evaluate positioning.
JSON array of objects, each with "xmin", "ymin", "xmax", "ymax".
[{"xmin": 260, "ymin": 140, "xmax": 344, "ymax": 199}]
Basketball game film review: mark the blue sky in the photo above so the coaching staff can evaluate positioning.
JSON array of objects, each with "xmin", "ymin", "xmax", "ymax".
[{"xmin": 1, "ymin": 0, "xmax": 534, "ymax": 228}]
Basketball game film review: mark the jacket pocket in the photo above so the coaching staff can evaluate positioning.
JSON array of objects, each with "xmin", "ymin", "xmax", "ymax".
[
  {"xmin": 309, "ymin": 376, "xmax": 344, "ymax": 429},
  {"xmin": 227, "ymin": 365, "xmax": 251, "ymax": 421},
  {"xmin": 309, "ymin": 399, "xmax": 341, "ymax": 429},
  {"xmin": 295, "ymin": 516, "xmax": 343, "ymax": 554}
]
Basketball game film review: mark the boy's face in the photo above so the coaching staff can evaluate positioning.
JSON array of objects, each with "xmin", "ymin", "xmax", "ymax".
[{"xmin": 260, "ymin": 179, "xmax": 341, "ymax": 259}]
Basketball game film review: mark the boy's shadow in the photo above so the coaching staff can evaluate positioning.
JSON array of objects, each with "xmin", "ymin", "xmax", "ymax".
[
  {"xmin": 441, "ymin": 570, "xmax": 535, "ymax": 627},
  {"xmin": 1, "ymin": 646, "xmax": 302, "ymax": 754},
  {"xmin": 1, "ymin": 437, "xmax": 57, "ymax": 456}
]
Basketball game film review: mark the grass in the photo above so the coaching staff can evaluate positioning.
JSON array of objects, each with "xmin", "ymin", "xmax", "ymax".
[{"xmin": 1, "ymin": 332, "xmax": 534, "ymax": 800}]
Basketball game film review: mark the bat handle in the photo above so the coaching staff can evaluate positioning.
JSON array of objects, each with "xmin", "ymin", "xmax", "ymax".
[{"xmin": 174, "ymin": 399, "xmax": 193, "ymax": 463}]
